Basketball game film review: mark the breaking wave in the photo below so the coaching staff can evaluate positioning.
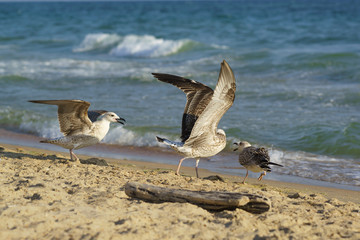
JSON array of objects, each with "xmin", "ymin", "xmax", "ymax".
[
  {"xmin": 73, "ymin": 33, "xmax": 121, "ymax": 52},
  {"xmin": 109, "ymin": 34, "xmax": 193, "ymax": 57},
  {"xmin": 74, "ymin": 33, "xmax": 198, "ymax": 57},
  {"xmin": 103, "ymin": 126, "xmax": 162, "ymax": 147}
]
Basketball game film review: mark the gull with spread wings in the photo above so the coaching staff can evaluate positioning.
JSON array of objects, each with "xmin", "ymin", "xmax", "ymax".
[
  {"xmin": 28, "ymin": 100, "xmax": 125, "ymax": 162},
  {"xmin": 153, "ymin": 60, "xmax": 236, "ymax": 178}
]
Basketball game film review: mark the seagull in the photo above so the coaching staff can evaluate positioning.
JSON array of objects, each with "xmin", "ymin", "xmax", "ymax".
[
  {"xmin": 28, "ymin": 100, "xmax": 126, "ymax": 162},
  {"xmin": 233, "ymin": 141, "xmax": 283, "ymax": 184},
  {"xmin": 153, "ymin": 60, "xmax": 236, "ymax": 178}
]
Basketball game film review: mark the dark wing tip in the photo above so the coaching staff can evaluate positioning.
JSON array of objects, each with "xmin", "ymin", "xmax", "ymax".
[
  {"xmin": 28, "ymin": 100, "xmax": 45, "ymax": 103},
  {"xmin": 268, "ymin": 162, "xmax": 284, "ymax": 167},
  {"xmin": 152, "ymin": 73, "xmax": 168, "ymax": 78},
  {"xmin": 152, "ymin": 73, "xmax": 169, "ymax": 81},
  {"xmin": 156, "ymin": 136, "xmax": 165, "ymax": 143},
  {"xmin": 28, "ymin": 99, "xmax": 90, "ymax": 106},
  {"xmin": 152, "ymin": 73, "xmax": 178, "ymax": 81}
]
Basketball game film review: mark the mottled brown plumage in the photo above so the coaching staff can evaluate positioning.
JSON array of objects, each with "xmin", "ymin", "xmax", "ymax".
[
  {"xmin": 234, "ymin": 141, "xmax": 283, "ymax": 184},
  {"xmin": 29, "ymin": 100, "xmax": 93, "ymax": 136}
]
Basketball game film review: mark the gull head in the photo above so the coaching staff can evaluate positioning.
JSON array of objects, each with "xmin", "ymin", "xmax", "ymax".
[
  {"xmin": 217, "ymin": 129, "xmax": 226, "ymax": 136},
  {"xmin": 233, "ymin": 141, "xmax": 251, "ymax": 152},
  {"xmin": 102, "ymin": 112, "xmax": 126, "ymax": 125}
]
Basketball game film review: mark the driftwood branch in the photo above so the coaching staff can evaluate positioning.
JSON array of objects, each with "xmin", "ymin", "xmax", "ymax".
[{"xmin": 125, "ymin": 182, "xmax": 270, "ymax": 214}]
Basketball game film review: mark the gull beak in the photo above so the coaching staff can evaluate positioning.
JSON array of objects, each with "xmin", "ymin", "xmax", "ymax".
[
  {"xmin": 233, "ymin": 142, "xmax": 238, "ymax": 151},
  {"xmin": 116, "ymin": 117, "xmax": 126, "ymax": 125}
]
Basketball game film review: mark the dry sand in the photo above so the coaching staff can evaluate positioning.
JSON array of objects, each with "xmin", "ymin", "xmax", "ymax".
[{"xmin": 0, "ymin": 143, "xmax": 359, "ymax": 240}]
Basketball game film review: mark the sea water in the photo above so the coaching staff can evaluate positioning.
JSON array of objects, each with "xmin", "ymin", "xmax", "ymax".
[{"xmin": 0, "ymin": 0, "xmax": 359, "ymax": 188}]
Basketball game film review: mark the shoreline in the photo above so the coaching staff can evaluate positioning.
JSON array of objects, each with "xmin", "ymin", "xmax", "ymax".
[{"xmin": 1, "ymin": 128, "xmax": 359, "ymax": 193}]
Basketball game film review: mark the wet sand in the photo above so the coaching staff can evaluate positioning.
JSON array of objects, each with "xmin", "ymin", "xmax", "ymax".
[{"xmin": 0, "ymin": 142, "xmax": 359, "ymax": 240}]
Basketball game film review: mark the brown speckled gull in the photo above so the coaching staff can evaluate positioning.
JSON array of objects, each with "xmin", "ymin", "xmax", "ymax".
[{"xmin": 234, "ymin": 141, "xmax": 283, "ymax": 184}]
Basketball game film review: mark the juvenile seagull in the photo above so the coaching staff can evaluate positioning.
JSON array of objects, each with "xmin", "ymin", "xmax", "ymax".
[
  {"xmin": 233, "ymin": 141, "xmax": 283, "ymax": 184},
  {"xmin": 153, "ymin": 60, "xmax": 236, "ymax": 178},
  {"xmin": 28, "ymin": 100, "xmax": 125, "ymax": 161}
]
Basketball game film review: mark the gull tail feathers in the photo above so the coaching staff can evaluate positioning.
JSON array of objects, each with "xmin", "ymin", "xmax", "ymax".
[
  {"xmin": 268, "ymin": 162, "xmax": 284, "ymax": 167},
  {"xmin": 40, "ymin": 138, "xmax": 64, "ymax": 145},
  {"xmin": 156, "ymin": 136, "xmax": 183, "ymax": 148}
]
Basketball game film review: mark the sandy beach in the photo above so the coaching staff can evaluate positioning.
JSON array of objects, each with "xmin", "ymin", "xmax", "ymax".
[
  {"xmin": 2, "ymin": 1, "xmax": 360, "ymax": 239},
  {"xmin": 0, "ymin": 141, "xmax": 359, "ymax": 240}
]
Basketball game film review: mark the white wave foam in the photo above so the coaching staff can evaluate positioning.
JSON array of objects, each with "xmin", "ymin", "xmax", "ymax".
[
  {"xmin": 73, "ymin": 33, "xmax": 121, "ymax": 52},
  {"xmin": 73, "ymin": 33, "xmax": 226, "ymax": 58},
  {"xmin": 73, "ymin": 33, "xmax": 197, "ymax": 57},
  {"xmin": 103, "ymin": 126, "xmax": 162, "ymax": 147},
  {"xmin": 0, "ymin": 58, "xmax": 156, "ymax": 81},
  {"xmin": 0, "ymin": 56, "xmax": 220, "ymax": 82},
  {"xmin": 110, "ymin": 34, "xmax": 190, "ymax": 58},
  {"xmin": 20, "ymin": 120, "xmax": 62, "ymax": 139},
  {"xmin": 267, "ymin": 148, "xmax": 360, "ymax": 186}
]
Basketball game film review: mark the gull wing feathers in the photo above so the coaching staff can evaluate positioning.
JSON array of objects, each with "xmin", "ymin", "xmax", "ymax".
[
  {"xmin": 185, "ymin": 60, "xmax": 236, "ymax": 145},
  {"xmin": 28, "ymin": 99, "xmax": 93, "ymax": 136},
  {"xmin": 152, "ymin": 73, "xmax": 213, "ymax": 142},
  {"xmin": 252, "ymin": 147, "xmax": 272, "ymax": 171},
  {"xmin": 88, "ymin": 110, "xmax": 108, "ymax": 122},
  {"xmin": 241, "ymin": 147, "xmax": 283, "ymax": 170}
]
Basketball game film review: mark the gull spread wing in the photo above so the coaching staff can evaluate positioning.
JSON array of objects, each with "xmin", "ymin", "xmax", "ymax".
[
  {"xmin": 185, "ymin": 60, "xmax": 236, "ymax": 146},
  {"xmin": 28, "ymin": 99, "xmax": 93, "ymax": 136},
  {"xmin": 88, "ymin": 110, "xmax": 108, "ymax": 122},
  {"xmin": 152, "ymin": 73, "xmax": 213, "ymax": 142}
]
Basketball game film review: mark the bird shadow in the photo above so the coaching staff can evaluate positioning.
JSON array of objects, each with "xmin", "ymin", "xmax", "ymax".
[
  {"xmin": 0, "ymin": 150, "xmax": 69, "ymax": 163},
  {"xmin": 1, "ymin": 148, "xmax": 109, "ymax": 166}
]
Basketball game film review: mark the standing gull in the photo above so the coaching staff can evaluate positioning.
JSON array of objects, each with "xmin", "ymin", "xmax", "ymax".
[
  {"xmin": 28, "ymin": 100, "xmax": 126, "ymax": 161},
  {"xmin": 233, "ymin": 141, "xmax": 283, "ymax": 184},
  {"xmin": 153, "ymin": 60, "xmax": 236, "ymax": 178}
]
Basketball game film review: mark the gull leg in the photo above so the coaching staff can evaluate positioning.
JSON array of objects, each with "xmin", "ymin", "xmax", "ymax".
[
  {"xmin": 72, "ymin": 152, "xmax": 79, "ymax": 161},
  {"xmin": 69, "ymin": 149, "xmax": 79, "ymax": 162},
  {"xmin": 258, "ymin": 171, "xmax": 266, "ymax": 181},
  {"xmin": 176, "ymin": 157, "xmax": 186, "ymax": 176},
  {"xmin": 242, "ymin": 170, "xmax": 249, "ymax": 184},
  {"xmin": 195, "ymin": 158, "xmax": 200, "ymax": 178}
]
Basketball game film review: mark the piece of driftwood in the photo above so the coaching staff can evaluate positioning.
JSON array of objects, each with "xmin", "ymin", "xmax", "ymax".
[{"xmin": 125, "ymin": 182, "xmax": 270, "ymax": 214}]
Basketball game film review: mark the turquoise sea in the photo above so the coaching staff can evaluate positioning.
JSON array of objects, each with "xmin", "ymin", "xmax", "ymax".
[{"xmin": 0, "ymin": 1, "xmax": 359, "ymax": 188}]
